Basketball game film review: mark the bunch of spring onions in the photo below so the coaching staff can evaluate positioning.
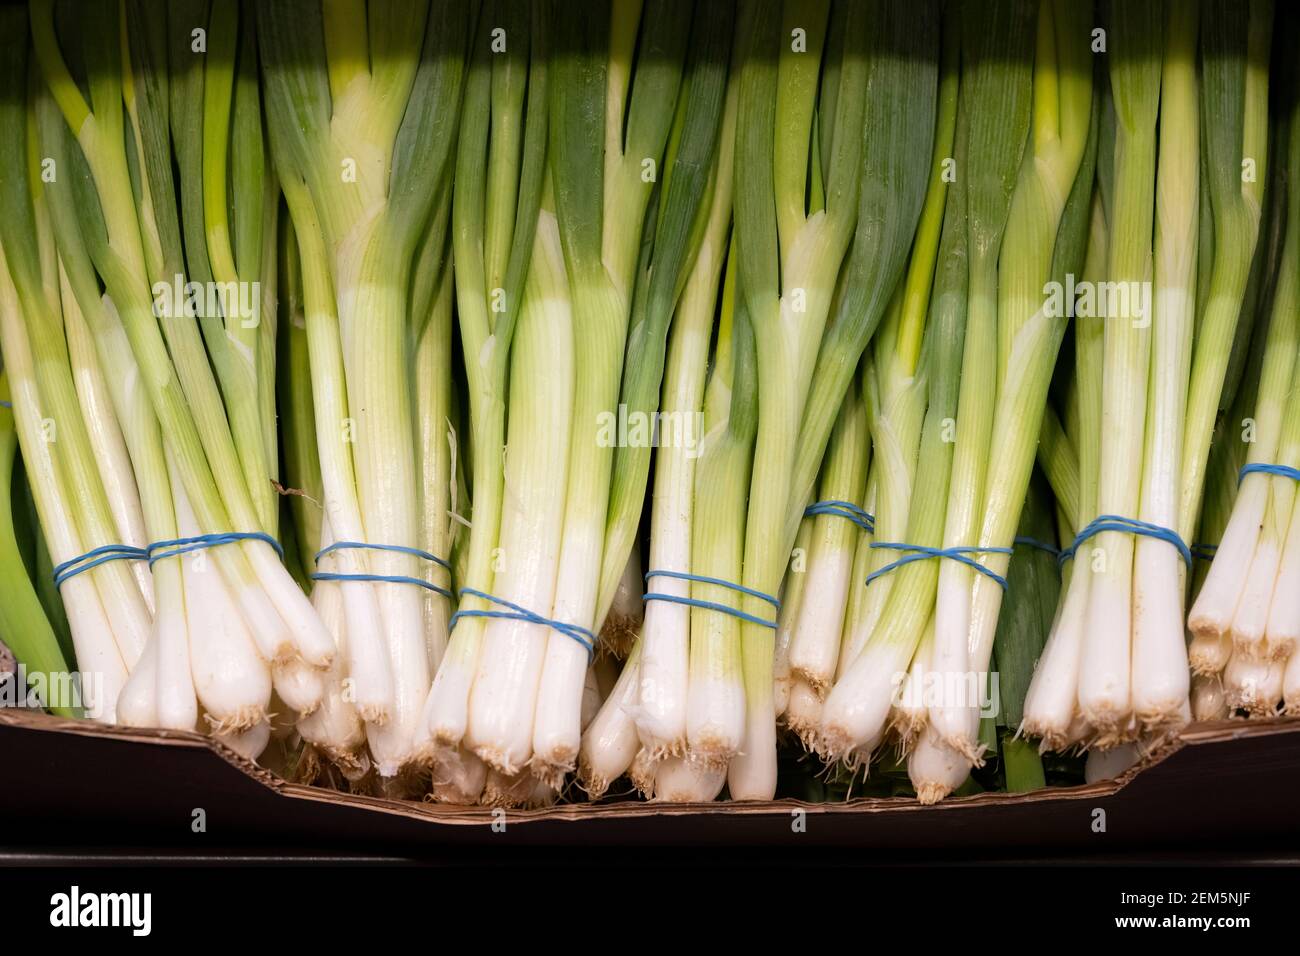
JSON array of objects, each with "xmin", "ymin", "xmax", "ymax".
[
  {"xmin": 1, "ymin": 0, "xmax": 336, "ymax": 759},
  {"xmin": 1189, "ymin": 28, "xmax": 1300, "ymax": 717},
  {"xmin": 1024, "ymin": 0, "xmax": 1276, "ymax": 775},
  {"xmin": 5, "ymin": 0, "xmax": 1300, "ymax": 810},
  {"xmin": 261, "ymin": 0, "xmax": 468, "ymax": 781},
  {"xmin": 810, "ymin": 0, "xmax": 1091, "ymax": 803}
]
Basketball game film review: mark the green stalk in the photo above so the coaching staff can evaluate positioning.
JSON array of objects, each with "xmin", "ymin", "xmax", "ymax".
[
  {"xmin": 19, "ymin": 474, "xmax": 74, "ymax": 664},
  {"xmin": 785, "ymin": 365, "xmax": 869, "ymax": 736},
  {"xmin": 1037, "ymin": 405, "xmax": 1081, "ymax": 533},
  {"xmin": 0, "ymin": 372, "xmax": 76, "ymax": 717},
  {"xmin": 411, "ymin": 188, "xmax": 456, "ymax": 672},
  {"xmin": 785, "ymin": 0, "xmax": 942, "ymax": 549},
  {"xmin": 200, "ymin": 0, "xmax": 275, "ymax": 533},
  {"xmin": 277, "ymin": 226, "xmax": 323, "ymax": 581},
  {"xmin": 684, "ymin": 253, "xmax": 759, "ymax": 772}
]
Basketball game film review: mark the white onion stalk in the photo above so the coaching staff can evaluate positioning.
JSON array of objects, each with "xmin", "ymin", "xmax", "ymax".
[
  {"xmin": 629, "ymin": 746, "xmax": 658, "ymax": 799},
  {"xmin": 891, "ymin": 615, "xmax": 935, "ymax": 754},
  {"xmin": 148, "ymin": 454, "xmax": 197, "ymax": 732},
  {"xmin": 774, "ymin": 518, "xmax": 814, "ymax": 715},
  {"xmin": 270, "ymin": 655, "xmax": 324, "ymax": 720},
  {"xmin": 115, "ymin": 634, "xmax": 157, "ymax": 729},
  {"xmin": 1223, "ymin": 650, "xmax": 1282, "ymax": 715},
  {"xmin": 1282, "ymin": 645, "xmax": 1300, "ymax": 715},
  {"xmin": 681, "ymin": 254, "xmax": 756, "ymax": 772},
  {"xmin": 784, "ymin": 679, "xmax": 824, "ymax": 750},
  {"xmin": 832, "ymin": 476, "xmax": 879, "ymax": 681},
  {"xmin": 579, "ymin": 640, "xmax": 643, "ymax": 799},
  {"xmin": 215, "ymin": 721, "xmax": 272, "ymax": 764},
  {"xmin": 580, "ymin": 664, "xmax": 604, "ymax": 734},
  {"xmin": 1268, "ymin": 487, "xmax": 1300, "ymax": 661},
  {"xmin": 430, "ymin": 747, "xmax": 487, "ymax": 806},
  {"xmin": 601, "ymin": 550, "xmax": 644, "ymax": 660},
  {"xmin": 466, "ymin": 205, "xmax": 574, "ymax": 776},
  {"xmin": 1023, "ymin": 191, "xmax": 1108, "ymax": 746},
  {"xmin": 1021, "ymin": 558, "xmax": 1090, "ymax": 749},
  {"xmin": 60, "ymin": 270, "xmax": 152, "ymax": 609},
  {"xmin": 1191, "ymin": 673, "xmax": 1229, "ymax": 721},
  {"xmin": 279, "ymin": 181, "xmax": 390, "ymax": 725},
  {"xmin": 481, "ymin": 768, "xmax": 536, "ymax": 810},
  {"xmin": 633, "ymin": 83, "xmax": 738, "ymax": 760},
  {"xmin": 1232, "ymin": 395, "xmax": 1300, "ymax": 661},
  {"xmin": 788, "ymin": 389, "xmax": 870, "ymax": 696},
  {"xmin": 0, "ymin": 107, "xmax": 155, "ymax": 680},
  {"xmin": 1077, "ymin": 0, "xmax": 1162, "ymax": 738},
  {"xmin": 413, "ymin": 234, "xmax": 456, "ymax": 676},
  {"xmin": 1175, "ymin": 0, "xmax": 1272, "ymax": 587},
  {"xmin": 822, "ymin": 633, "xmax": 919, "ymax": 764},
  {"xmin": 297, "ymin": 540, "xmax": 367, "ymax": 775},
  {"xmin": 61, "ymin": 262, "xmax": 203, "ymax": 730},
  {"xmin": 1130, "ymin": 2, "xmax": 1199, "ymax": 731},
  {"xmin": 652, "ymin": 756, "xmax": 726, "ymax": 803},
  {"xmin": 839, "ymin": 345, "xmax": 925, "ymax": 677},
  {"xmin": 818, "ymin": 329, "xmax": 929, "ymax": 763},
  {"xmin": 907, "ymin": 723, "xmax": 969, "ymax": 806},
  {"xmin": 184, "ymin": 542, "xmax": 270, "ymax": 738}
]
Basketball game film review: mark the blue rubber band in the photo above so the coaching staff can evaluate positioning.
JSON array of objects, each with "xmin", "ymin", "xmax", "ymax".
[
  {"xmin": 1239, "ymin": 462, "xmax": 1300, "ymax": 484},
  {"xmin": 804, "ymin": 499, "xmax": 876, "ymax": 533},
  {"xmin": 53, "ymin": 543, "xmax": 148, "ymax": 588},
  {"xmin": 1014, "ymin": 536, "xmax": 1061, "ymax": 559},
  {"xmin": 0, "ymin": 399, "xmax": 11, "ymax": 408},
  {"xmin": 315, "ymin": 540, "xmax": 451, "ymax": 571},
  {"xmin": 1057, "ymin": 514, "xmax": 1192, "ymax": 568},
  {"xmin": 450, "ymin": 586, "xmax": 595, "ymax": 657},
  {"xmin": 1192, "ymin": 543, "xmax": 1219, "ymax": 562},
  {"xmin": 56, "ymin": 531, "xmax": 286, "ymax": 585},
  {"xmin": 642, "ymin": 569, "xmax": 780, "ymax": 630},
  {"xmin": 310, "ymin": 541, "xmax": 452, "ymax": 598},
  {"xmin": 146, "ymin": 531, "xmax": 284, "ymax": 567},
  {"xmin": 866, "ymin": 542, "xmax": 1013, "ymax": 590}
]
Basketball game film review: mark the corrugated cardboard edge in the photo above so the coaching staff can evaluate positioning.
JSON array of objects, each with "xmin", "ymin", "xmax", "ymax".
[{"xmin": 4, "ymin": 708, "xmax": 1298, "ymax": 828}]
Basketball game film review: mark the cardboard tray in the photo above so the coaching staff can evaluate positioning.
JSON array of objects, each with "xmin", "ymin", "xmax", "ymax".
[{"xmin": 2, "ymin": 709, "xmax": 1297, "ymax": 850}]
